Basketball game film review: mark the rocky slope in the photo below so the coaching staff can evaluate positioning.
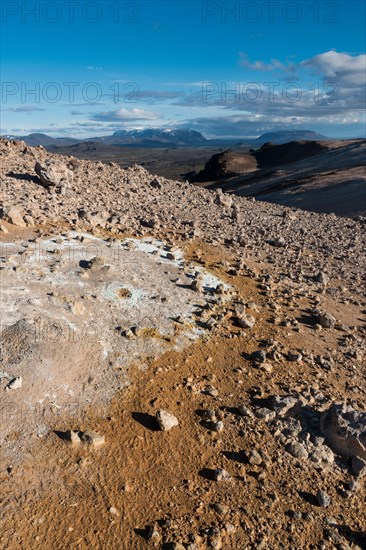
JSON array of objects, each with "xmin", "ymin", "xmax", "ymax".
[{"xmin": 0, "ymin": 139, "xmax": 365, "ymax": 550}]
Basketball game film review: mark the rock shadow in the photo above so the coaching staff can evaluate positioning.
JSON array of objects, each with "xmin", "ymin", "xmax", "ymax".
[
  {"xmin": 6, "ymin": 171, "xmax": 39, "ymax": 184},
  {"xmin": 198, "ymin": 468, "xmax": 218, "ymax": 481},
  {"xmin": 132, "ymin": 412, "xmax": 159, "ymax": 431},
  {"xmin": 298, "ymin": 490, "xmax": 318, "ymax": 506}
]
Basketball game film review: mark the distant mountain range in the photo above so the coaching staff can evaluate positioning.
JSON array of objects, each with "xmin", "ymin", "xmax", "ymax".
[
  {"xmin": 1, "ymin": 128, "xmax": 330, "ymax": 149},
  {"xmin": 107, "ymin": 128, "xmax": 207, "ymax": 146}
]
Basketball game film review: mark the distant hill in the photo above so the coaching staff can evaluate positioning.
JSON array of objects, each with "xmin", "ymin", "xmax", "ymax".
[
  {"xmin": 257, "ymin": 130, "xmax": 328, "ymax": 145},
  {"xmin": 16, "ymin": 133, "xmax": 80, "ymax": 147},
  {"xmin": 1, "ymin": 128, "xmax": 331, "ymax": 149}
]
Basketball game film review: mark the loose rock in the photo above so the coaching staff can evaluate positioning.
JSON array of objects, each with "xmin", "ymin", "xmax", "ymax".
[
  {"xmin": 5, "ymin": 376, "xmax": 22, "ymax": 391},
  {"xmin": 213, "ymin": 468, "xmax": 232, "ymax": 481},
  {"xmin": 80, "ymin": 429, "xmax": 105, "ymax": 448},
  {"xmin": 316, "ymin": 489, "xmax": 331, "ymax": 508},
  {"xmin": 156, "ymin": 409, "xmax": 179, "ymax": 431}
]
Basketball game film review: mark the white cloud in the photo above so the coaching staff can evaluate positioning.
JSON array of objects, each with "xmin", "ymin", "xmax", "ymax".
[
  {"xmin": 239, "ymin": 53, "xmax": 288, "ymax": 72},
  {"xmin": 3, "ymin": 106, "xmax": 46, "ymax": 113},
  {"xmin": 91, "ymin": 107, "xmax": 162, "ymax": 122},
  {"xmin": 239, "ymin": 50, "xmax": 366, "ymax": 89},
  {"xmin": 302, "ymin": 50, "xmax": 366, "ymax": 87}
]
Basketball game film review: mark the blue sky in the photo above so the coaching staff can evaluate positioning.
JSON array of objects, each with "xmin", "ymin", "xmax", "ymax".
[{"xmin": 1, "ymin": 0, "xmax": 365, "ymax": 138}]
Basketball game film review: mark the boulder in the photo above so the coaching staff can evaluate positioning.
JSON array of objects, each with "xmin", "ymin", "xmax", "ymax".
[
  {"xmin": 313, "ymin": 309, "xmax": 336, "ymax": 328},
  {"xmin": 268, "ymin": 395, "xmax": 299, "ymax": 417},
  {"xmin": 35, "ymin": 160, "xmax": 73, "ymax": 190},
  {"xmin": 215, "ymin": 192, "xmax": 233, "ymax": 209},
  {"xmin": 285, "ymin": 441, "xmax": 309, "ymax": 460},
  {"xmin": 4, "ymin": 207, "xmax": 26, "ymax": 227},
  {"xmin": 320, "ymin": 403, "xmax": 366, "ymax": 459},
  {"xmin": 351, "ymin": 456, "xmax": 366, "ymax": 477}
]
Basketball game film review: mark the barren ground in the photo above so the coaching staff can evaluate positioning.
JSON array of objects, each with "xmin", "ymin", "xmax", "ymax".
[{"xmin": 0, "ymin": 139, "xmax": 365, "ymax": 549}]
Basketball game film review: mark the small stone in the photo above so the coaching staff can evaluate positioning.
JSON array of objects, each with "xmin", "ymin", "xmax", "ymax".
[
  {"xmin": 269, "ymin": 395, "xmax": 298, "ymax": 417},
  {"xmin": 288, "ymin": 510, "xmax": 302, "ymax": 520},
  {"xmin": 66, "ymin": 430, "xmax": 81, "ymax": 445},
  {"xmin": 285, "ymin": 441, "xmax": 309, "ymax": 459},
  {"xmin": 351, "ymin": 456, "xmax": 366, "ymax": 478},
  {"xmin": 214, "ymin": 503, "xmax": 229, "ymax": 515},
  {"xmin": 208, "ymin": 533, "xmax": 223, "ymax": 550},
  {"xmin": 5, "ymin": 376, "xmax": 22, "ymax": 391},
  {"xmin": 204, "ymin": 409, "xmax": 217, "ymax": 421},
  {"xmin": 86, "ymin": 256, "xmax": 108, "ymax": 270},
  {"xmin": 191, "ymin": 279, "xmax": 204, "ymax": 292},
  {"xmin": 287, "ymin": 351, "xmax": 302, "ymax": 362},
  {"xmin": 209, "ymin": 420, "xmax": 224, "ymax": 432},
  {"xmin": 261, "ymin": 362, "xmax": 273, "ymax": 373},
  {"xmin": 251, "ymin": 350, "xmax": 266, "ymax": 363},
  {"xmin": 238, "ymin": 405, "xmax": 254, "ymax": 417},
  {"xmin": 109, "ymin": 507, "xmax": 119, "ymax": 516},
  {"xmin": 237, "ymin": 314, "xmax": 256, "ymax": 329},
  {"xmin": 150, "ymin": 177, "xmax": 162, "ymax": 189},
  {"xmin": 315, "ymin": 271, "xmax": 329, "ymax": 285},
  {"xmin": 316, "ymin": 489, "xmax": 331, "ymax": 508},
  {"xmin": 215, "ymin": 283, "xmax": 225, "ymax": 295},
  {"xmin": 314, "ymin": 310, "xmax": 336, "ymax": 328},
  {"xmin": 213, "ymin": 468, "xmax": 232, "ymax": 481},
  {"xmin": 216, "ymin": 192, "xmax": 233, "ymax": 208},
  {"xmin": 156, "ymin": 409, "xmax": 179, "ymax": 431},
  {"xmin": 248, "ymin": 449, "xmax": 262, "ymax": 465},
  {"xmin": 120, "ymin": 481, "xmax": 133, "ymax": 493},
  {"xmin": 80, "ymin": 429, "xmax": 105, "ymax": 448},
  {"xmin": 23, "ymin": 215, "xmax": 35, "ymax": 226},
  {"xmin": 4, "ymin": 207, "xmax": 26, "ymax": 227},
  {"xmin": 202, "ymin": 385, "xmax": 219, "ymax": 397},
  {"xmin": 348, "ymin": 480, "xmax": 358, "ymax": 492},
  {"xmin": 71, "ymin": 301, "xmax": 85, "ymax": 315},
  {"xmin": 271, "ymin": 236, "xmax": 286, "ymax": 247},
  {"xmin": 310, "ymin": 445, "xmax": 334, "ymax": 464},
  {"xmin": 255, "ymin": 408, "xmax": 276, "ymax": 422}
]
